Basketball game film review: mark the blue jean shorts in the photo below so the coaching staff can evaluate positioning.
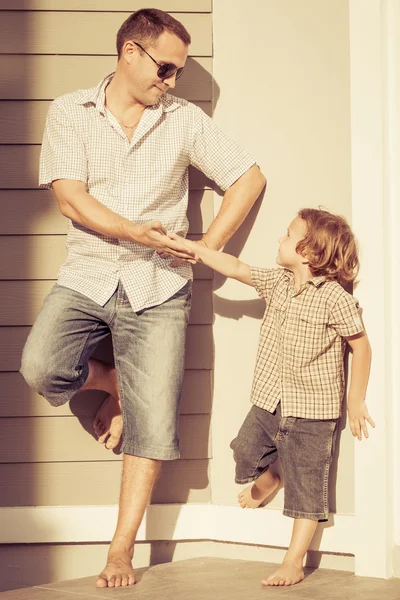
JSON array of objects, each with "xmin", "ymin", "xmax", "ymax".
[
  {"xmin": 20, "ymin": 282, "xmax": 192, "ymax": 460},
  {"xmin": 230, "ymin": 403, "xmax": 338, "ymax": 521}
]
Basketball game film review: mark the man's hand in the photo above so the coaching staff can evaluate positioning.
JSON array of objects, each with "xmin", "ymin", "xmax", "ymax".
[
  {"xmin": 347, "ymin": 400, "xmax": 375, "ymax": 440},
  {"xmin": 135, "ymin": 222, "xmax": 196, "ymax": 260}
]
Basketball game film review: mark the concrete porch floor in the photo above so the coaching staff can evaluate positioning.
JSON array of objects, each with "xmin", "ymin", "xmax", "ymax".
[{"xmin": 1, "ymin": 557, "xmax": 400, "ymax": 600}]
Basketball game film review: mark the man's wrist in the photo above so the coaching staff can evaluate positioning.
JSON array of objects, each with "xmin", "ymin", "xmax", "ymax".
[
  {"xmin": 200, "ymin": 236, "xmax": 219, "ymax": 251},
  {"xmin": 127, "ymin": 222, "xmax": 143, "ymax": 244}
]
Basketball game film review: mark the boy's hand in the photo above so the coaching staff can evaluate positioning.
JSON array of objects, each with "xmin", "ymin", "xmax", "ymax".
[
  {"xmin": 157, "ymin": 235, "xmax": 204, "ymax": 267},
  {"xmin": 347, "ymin": 401, "xmax": 375, "ymax": 440}
]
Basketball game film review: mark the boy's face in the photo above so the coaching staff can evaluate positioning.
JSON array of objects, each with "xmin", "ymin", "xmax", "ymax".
[{"xmin": 277, "ymin": 217, "xmax": 307, "ymax": 269}]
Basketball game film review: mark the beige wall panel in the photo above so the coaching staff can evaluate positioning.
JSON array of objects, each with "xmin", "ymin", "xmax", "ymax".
[
  {"xmin": 210, "ymin": 0, "xmax": 354, "ymax": 516},
  {"xmin": 0, "ymin": 235, "xmax": 67, "ymax": 279},
  {"xmin": 0, "ymin": 370, "xmax": 212, "ymax": 417},
  {"xmin": 0, "ymin": 146, "xmax": 212, "ymax": 189},
  {"xmin": 0, "ymin": 56, "xmax": 212, "ymax": 100},
  {"xmin": 0, "ymin": 279, "xmax": 213, "ymax": 326},
  {"xmin": 0, "ymin": 459, "xmax": 210, "ymax": 507},
  {"xmin": 0, "ymin": 1, "xmax": 211, "ymax": 9},
  {"xmin": 0, "ymin": 414, "xmax": 211, "ymax": 462},
  {"xmin": 0, "ymin": 324, "xmax": 213, "ymax": 371},
  {"xmin": 0, "ymin": 100, "xmax": 212, "ymax": 144},
  {"xmin": 0, "ymin": 235, "xmax": 212, "ymax": 280},
  {"xmin": 0, "ymin": 189, "xmax": 214, "ymax": 235},
  {"xmin": 0, "ymin": 13, "xmax": 211, "ymax": 56}
]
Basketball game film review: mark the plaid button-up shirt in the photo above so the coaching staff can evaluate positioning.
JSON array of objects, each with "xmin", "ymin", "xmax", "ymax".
[
  {"xmin": 39, "ymin": 73, "xmax": 255, "ymax": 311},
  {"xmin": 250, "ymin": 267, "xmax": 364, "ymax": 419}
]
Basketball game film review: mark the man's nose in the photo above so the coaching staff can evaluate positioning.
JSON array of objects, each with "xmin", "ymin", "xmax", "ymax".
[{"xmin": 163, "ymin": 72, "xmax": 177, "ymax": 88}]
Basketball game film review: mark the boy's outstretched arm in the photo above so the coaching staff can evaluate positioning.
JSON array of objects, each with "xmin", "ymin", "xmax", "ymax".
[
  {"xmin": 170, "ymin": 235, "xmax": 253, "ymax": 286},
  {"xmin": 346, "ymin": 332, "xmax": 375, "ymax": 440}
]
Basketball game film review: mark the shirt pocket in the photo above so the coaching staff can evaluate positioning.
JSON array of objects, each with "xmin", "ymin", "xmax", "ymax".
[{"xmin": 298, "ymin": 314, "xmax": 329, "ymax": 362}]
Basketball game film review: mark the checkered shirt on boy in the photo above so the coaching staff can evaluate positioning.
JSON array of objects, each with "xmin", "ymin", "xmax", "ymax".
[{"xmin": 250, "ymin": 267, "xmax": 364, "ymax": 419}]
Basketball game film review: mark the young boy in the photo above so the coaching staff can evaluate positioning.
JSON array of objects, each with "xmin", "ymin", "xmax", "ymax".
[{"xmin": 171, "ymin": 208, "xmax": 374, "ymax": 586}]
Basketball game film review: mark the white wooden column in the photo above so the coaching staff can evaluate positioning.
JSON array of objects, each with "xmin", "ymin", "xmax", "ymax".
[{"xmin": 349, "ymin": 0, "xmax": 398, "ymax": 578}]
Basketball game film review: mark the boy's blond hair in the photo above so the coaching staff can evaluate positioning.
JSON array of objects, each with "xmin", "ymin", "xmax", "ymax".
[{"xmin": 296, "ymin": 208, "xmax": 359, "ymax": 285}]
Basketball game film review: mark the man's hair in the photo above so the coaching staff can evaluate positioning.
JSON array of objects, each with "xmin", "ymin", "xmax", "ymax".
[
  {"xmin": 116, "ymin": 8, "xmax": 191, "ymax": 58},
  {"xmin": 296, "ymin": 208, "xmax": 359, "ymax": 285}
]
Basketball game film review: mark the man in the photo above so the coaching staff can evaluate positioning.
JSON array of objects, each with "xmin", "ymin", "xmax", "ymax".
[{"xmin": 20, "ymin": 8, "xmax": 266, "ymax": 588}]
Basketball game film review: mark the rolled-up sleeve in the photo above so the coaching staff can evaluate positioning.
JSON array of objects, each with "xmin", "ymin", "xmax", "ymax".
[
  {"xmin": 251, "ymin": 267, "xmax": 286, "ymax": 300},
  {"xmin": 39, "ymin": 99, "xmax": 88, "ymax": 189},
  {"xmin": 328, "ymin": 291, "xmax": 364, "ymax": 337},
  {"xmin": 189, "ymin": 105, "xmax": 256, "ymax": 191}
]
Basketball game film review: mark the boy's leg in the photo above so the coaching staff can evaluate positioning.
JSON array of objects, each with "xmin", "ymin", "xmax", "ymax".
[
  {"xmin": 262, "ymin": 518, "xmax": 318, "ymax": 586},
  {"xmin": 239, "ymin": 467, "xmax": 280, "ymax": 509},
  {"xmin": 262, "ymin": 415, "xmax": 338, "ymax": 586},
  {"xmin": 230, "ymin": 404, "xmax": 281, "ymax": 509}
]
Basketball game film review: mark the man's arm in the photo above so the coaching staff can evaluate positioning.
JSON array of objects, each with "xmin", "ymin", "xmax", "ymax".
[
  {"xmin": 201, "ymin": 165, "xmax": 266, "ymax": 250},
  {"xmin": 346, "ymin": 332, "xmax": 375, "ymax": 440},
  {"xmin": 53, "ymin": 179, "xmax": 195, "ymax": 258}
]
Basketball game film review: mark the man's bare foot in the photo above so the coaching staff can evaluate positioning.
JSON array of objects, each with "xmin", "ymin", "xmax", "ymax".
[
  {"xmin": 238, "ymin": 473, "xmax": 280, "ymax": 508},
  {"xmin": 261, "ymin": 560, "xmax": 304, "ymax": 586},
  {"xmin": 93, "ymin": 395, "xmax": 123, "ymax": 450},
  {"xmin": 96, "ymin": 551, "xmax": 136, "ymax": 588}
]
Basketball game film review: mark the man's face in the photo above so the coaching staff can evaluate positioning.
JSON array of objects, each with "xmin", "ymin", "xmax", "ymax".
[{"xmin": 124, "ymin": 31, "xmax": 188, "ymax": 106}]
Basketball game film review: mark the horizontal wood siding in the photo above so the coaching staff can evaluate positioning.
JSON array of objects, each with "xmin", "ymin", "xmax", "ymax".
[
  {"xmin": 0, "ymin": 146, "xmax": 212, "ymax": 188},
  {"xmin": 0, "ymin": 370, "xmax": 213, "ymax": 417},
  {"xmin": 0, "ymin": 460, "xmax": 211, "ymax": 506},
  {"xmin": 0, "ymin": 1, "xmax": 212, "ymax": 11},
  {"xmin": 0, "ymin": 2, "xmax": 214, "ymax": 509},
  {"xmin": 0, "ymin": 56, "xmax": 212, "ymax": 100},
  {"xmin": 0, "ymin": 100, "xmax": 211, "ymax": 144},
  {"xmin": 0, "ymin": 12, "xmax": 212, "ymax": 55},
  {"xmin": 0, "ymin": 189, "xmax": 214, "ymax": 234},
  {"xmin": 0, "ymin": 415, "xmax": 212, "ymax": 463}
]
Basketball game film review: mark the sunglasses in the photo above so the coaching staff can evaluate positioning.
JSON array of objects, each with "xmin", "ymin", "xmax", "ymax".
[{"xmin": 133, "ymin": 41, "xmax": 185, "ymax": 81}]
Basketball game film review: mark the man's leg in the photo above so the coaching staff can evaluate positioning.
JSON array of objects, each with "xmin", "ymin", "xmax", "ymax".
[
  {"xmin": 96, "ymin": 282, "xmax": 192, "ymax": 587},
  {"xmin": 79, "ymin": 359, "xmax": 122, "ymax": 449},
  {"xmin": 262, "ymin": 518, "xmax": 318, "ymax": 586},
  {"xmin": 96, "ymin": 455, "xmax": 161, "ymax": 587},
  {"xmin": 20, "ymin": 284, "xmax": 113, "ymax": 407}
]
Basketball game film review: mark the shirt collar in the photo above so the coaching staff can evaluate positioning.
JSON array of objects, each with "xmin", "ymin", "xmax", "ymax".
[
  {"xmin": 285, "ymin": 269, "xmax": 326, "ymax": 289},
  {"xmin": 73, "ymin": 72, "xmax": 182, "ymax": 114},
  {"xmin": 307, "ymin": 275, "xmax": 326, "ymax": 287}
]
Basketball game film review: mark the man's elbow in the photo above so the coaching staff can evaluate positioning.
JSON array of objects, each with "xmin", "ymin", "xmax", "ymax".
[
  {"xmin": 251, "ymin": 165, "xmax": 267, "ymax": 194},
  {"xmin": 58, "ymin": 197, "xmax": 74, "ymax": 218}
]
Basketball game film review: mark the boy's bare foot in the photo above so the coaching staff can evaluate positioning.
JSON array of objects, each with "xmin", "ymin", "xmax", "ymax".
[
  {"xmin": 93, "ymin": 394, "xmax": 123, "ymax": 450},
  {"xmin": 261, "ymin": 560, "xmax": 304, "ymax": 586},
  {"xmin": 238, "ymin": 473, "xmax": 280, "ymax": 508},
  {"xmin": 96, "ymin": 550, "xmax": 136, "ymax": 588}
]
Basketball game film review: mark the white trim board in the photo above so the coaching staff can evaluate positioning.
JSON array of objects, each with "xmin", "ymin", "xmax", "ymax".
[
  {"xmin": 349, "ymin": 0, "xmax": 396, "ymax": 579},
  {"xmin": 0, "ymin": 504, "xmax": 355, "ymax": 555}
]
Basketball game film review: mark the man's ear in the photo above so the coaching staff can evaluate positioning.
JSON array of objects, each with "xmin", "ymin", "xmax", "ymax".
[{"xmin": 122, "ymin": 40, "xmax": 137, "ymax": 64}]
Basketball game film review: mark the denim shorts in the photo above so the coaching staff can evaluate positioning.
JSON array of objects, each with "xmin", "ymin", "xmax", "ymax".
[
  {"xmin": 20, "ymin": 281, "xmax": 192, "ymax": 460},
  {"xmin": 230, "ymin": 403, "xmax": 338, "ymax": 521}
]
